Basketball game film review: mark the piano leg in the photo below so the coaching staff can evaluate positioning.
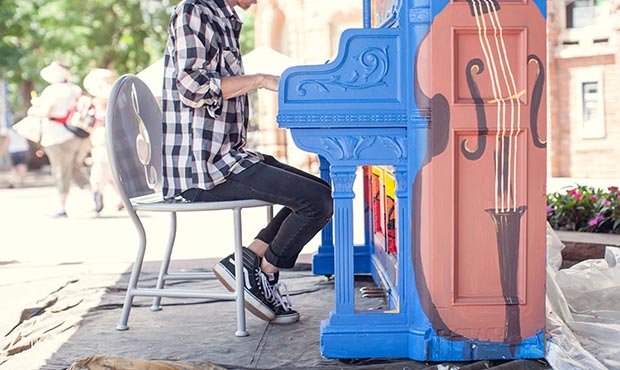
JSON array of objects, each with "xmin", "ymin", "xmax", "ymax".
[
  {"xmin": 320, "ymin": 165, "xmax": 410, "ymax": 359},
  {"xmin": 312, "ymin": 157, "xmax": 372, "ymax": 276},
  {"xmin": 393, "ymin": 166, "xmax": 409, "ymax": 310},
  {"xmin": 330, "ymin": 165, "xmax": 357, "ymax": 314}
]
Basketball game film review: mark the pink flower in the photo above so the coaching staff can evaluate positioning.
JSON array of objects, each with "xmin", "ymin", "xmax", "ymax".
[
  {"xmin": 566, "ymin": 188, "xmax": 584, "ymax": 200},
  {"xmin": 547, "ymin": 205, "xmax": 553, "ymax": 213},
  {"xmin": 604, "ymin": 199, "xmax": 612, "ymax": 206},
  {"xmin": 608, "ymin": 186, "xmax": 618, "ymax": 193},
  {"xmin": 588, "ymin": 215, "xmax": 605, "ymax": 227},
  {"xmin": 590, "ymin": 195, "xmax": 599, "ymax": 202}
]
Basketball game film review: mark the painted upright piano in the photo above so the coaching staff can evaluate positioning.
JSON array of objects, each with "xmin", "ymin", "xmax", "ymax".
[{"xmin": 277, "ymin": 0, "xmax": 547, "ymax": 361}]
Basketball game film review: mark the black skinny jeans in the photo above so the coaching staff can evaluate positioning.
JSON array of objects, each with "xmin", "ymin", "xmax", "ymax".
[{"xmin": 181, "ymin": 155, "xmax": 333, "ymax": 269}]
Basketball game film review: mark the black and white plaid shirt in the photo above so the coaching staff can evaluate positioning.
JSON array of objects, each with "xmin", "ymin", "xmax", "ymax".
[{"xmin": 162, "ymin": 0, "xmax": 261, "ymax": 199}]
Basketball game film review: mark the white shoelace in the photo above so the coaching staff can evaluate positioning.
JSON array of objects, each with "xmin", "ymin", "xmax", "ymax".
[{"xmin": 259, "ymin": 273, "xmax": 293, "ymax": 312}]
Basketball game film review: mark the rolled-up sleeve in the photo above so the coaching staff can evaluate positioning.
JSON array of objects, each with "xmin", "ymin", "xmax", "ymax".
[{"xmin": 174, "ymin": 3, "xmax": 223, "ymax": 117}]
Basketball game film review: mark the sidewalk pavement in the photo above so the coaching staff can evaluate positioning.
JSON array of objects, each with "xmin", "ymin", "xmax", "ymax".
[{"xmin": 0, "ymin": 169, "xmax": 550, "ymax": 370}]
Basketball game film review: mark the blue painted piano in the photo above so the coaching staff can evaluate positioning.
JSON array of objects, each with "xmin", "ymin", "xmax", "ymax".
[{"xmin": 277, "ymin": 0, "xmax": 548, "ymax": 361}]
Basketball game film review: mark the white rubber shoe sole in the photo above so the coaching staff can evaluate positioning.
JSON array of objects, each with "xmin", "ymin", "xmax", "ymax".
[{"xmin": 213, "ymin": 262, "xmax": 276, "ymax": 321}]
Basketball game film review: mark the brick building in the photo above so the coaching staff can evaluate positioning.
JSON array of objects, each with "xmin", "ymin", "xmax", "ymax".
[
  {"xmin": 548, "ymin": 0, "xmax": 620, "ymax": 178},
  {"xmin": 254, "ymin": 0, "xmax": 620, "ymax": 179}
]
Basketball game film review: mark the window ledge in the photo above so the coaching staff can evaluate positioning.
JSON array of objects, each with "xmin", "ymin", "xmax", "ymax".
[{"xmin": 555, "ymin": 44, "xmax": 617, "ymax": 59}]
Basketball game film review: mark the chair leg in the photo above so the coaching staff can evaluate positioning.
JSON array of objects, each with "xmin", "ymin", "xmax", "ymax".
[
  {"xmin": 267, "ymin": 204, "xmax": 274, "ymax": 222},
  {"xmin": 117, "ymin": 210, "xmax": 148, "ymax": 331},
  {"xmin": 233, "ymin": 208, "xmax": 248, "ymax": 337},
  {"xmin": 151, "ymin": 212, "xmax": 178, "ymax": 311}
]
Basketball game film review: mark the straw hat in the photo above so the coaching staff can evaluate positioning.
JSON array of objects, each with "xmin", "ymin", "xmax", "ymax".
[
  {"xmin": 83, "ymin": 68, "xmax": 116, "ymax": 99},
  {"xmin": 40, "ymin": 61, "xmax": 71, "ymax": 84}
]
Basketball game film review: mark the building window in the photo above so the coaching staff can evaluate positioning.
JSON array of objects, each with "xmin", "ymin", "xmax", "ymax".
[
  {"xmin": 566, "ymin": 0, "xmax": 610, "ymax": 28},
  {"xmin": 561, "ymin": 0, "xmax": 610, "ymax": 46},
  {"xmin": 572, "ymin": 67, "xmax": 606, "ymax": 139},
  {"xmin": 582, "ymin": 82, "xmax": 600, "ymax": 126},
  {"xmin": 567, "ymin": 0, "xmax": 589, "ymax": 28}
]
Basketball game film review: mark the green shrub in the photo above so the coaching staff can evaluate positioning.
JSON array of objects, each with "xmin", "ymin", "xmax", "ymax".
[{"xmin": 547, "ymin": 185, "xmax": 620, "ymax": 233}]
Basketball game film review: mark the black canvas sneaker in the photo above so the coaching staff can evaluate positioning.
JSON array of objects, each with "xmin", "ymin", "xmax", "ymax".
[
  {"xmin": 263, "ymin": 273, "xmax": 300, "ymax": 324},
  {"xmin": 213, "ymin": 247, "xmax": 275, "ymax": 321}
]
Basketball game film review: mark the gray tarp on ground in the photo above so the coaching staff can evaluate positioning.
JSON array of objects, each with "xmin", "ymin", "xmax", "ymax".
[
  {"xmin": 546, "ymin": 224, "xmax": 620, "ymax": 370},
  {"xmin": 5, "ymin": 225, "xmax": 620, "ymax": 369},
  {"xmin": 1, "ymin": 258, "xmax": 548, "ymax": 370}
]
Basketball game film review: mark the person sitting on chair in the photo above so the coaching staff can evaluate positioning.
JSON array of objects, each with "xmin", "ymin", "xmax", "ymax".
[{"xmin": 161, "ymin": 0, "xmax": 333, "ymax": 324}]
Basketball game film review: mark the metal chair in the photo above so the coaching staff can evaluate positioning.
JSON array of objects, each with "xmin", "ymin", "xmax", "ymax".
[{"xmin": 106, "ymin": 74, "xmax": 272, "ymax": 337}]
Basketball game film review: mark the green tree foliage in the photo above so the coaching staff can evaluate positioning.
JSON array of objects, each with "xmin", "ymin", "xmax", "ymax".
[
  {"xmin": 239, "ymin": 10, "xmax": 255, "ymax": 55},
  {"xmin": 0, "ymin": 0, "xmax": 173, "ymax": 115},
  {"xmin": 1, "ymin": 1, "xmax": 256, "ymax": 118}
]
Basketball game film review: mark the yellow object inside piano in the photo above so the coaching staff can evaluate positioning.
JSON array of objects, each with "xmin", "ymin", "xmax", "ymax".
[{"xmin": 370, "ymin": 166, "xmax": 397, "ymax": 255}]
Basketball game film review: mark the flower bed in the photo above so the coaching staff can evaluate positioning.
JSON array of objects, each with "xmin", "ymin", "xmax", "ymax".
[
  {"xmin": 547, "ymin": 185, "xmax": 620, "ymax": 267},
  {"xmin": 547, "ymin": 185, "xmax": 620, "ymax": 234}
]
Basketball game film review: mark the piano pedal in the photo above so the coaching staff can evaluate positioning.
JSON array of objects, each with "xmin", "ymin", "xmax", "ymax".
[
  {"xmin": 360, "ymin": 286, "xmax": 388, "ymax": 299},
  {"xmin": 360, "ymin": 286, "xmax": 388, "ymax": 309}
]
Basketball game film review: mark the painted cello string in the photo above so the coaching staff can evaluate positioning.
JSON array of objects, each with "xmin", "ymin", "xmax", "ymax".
[
  {"xmin": 485, "ymin": 0, "xmax": 523, "ymax": 211},
  {"xmin": 471, "ymin": 0, "xmax": 504, "ymax": 211},
  {"xmin": 472, "ymin": 0, "xmax": 523, "ymax": 212},
  {"xmin": 484, "ymin": 0, "xmax": 522, "ymax": 211}
]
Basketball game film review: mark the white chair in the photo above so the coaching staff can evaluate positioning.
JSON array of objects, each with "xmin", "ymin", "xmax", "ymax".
[{"xmin": 106, "ymin": 74, "xmax": 272, "ymax": 337}]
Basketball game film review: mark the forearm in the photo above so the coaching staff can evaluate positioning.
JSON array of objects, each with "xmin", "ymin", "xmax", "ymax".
[
  {"xmin": 221, "ymin": 74, "xmax": 278, "ymax": 100},
  {"xmin": 221, "ymin": 74, "xmax": 264, "ymax": 99}
]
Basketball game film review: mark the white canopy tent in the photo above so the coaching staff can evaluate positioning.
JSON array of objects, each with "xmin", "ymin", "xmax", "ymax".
[
  {"xmin": 242, "ymin": 46, "xmax": 298, "ymax": 76},
  {"xmin": 136, "ymin": 58, "xmax": 165, "ymax": 100}
]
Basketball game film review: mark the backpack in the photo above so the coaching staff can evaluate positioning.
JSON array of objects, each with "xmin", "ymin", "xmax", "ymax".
[{"xmin": 64, "ymin": 94, "xmax": 96, "ymax": 138}]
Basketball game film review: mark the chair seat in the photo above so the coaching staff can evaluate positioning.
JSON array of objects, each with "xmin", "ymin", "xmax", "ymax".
[{"xmin": 131, "ymin": 193, "xmax": 272, "ymax": 212}]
